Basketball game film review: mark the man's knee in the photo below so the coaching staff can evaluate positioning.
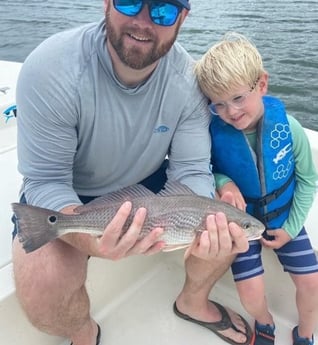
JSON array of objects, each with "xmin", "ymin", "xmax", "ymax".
[{"xmin": 13, "ymin": 238, "xmax": 88, "ymax": 303}]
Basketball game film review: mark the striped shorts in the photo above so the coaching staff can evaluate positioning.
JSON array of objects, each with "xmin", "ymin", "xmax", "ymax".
[{"xmin": 231, "ymin": 227, "xmax": 318, "ymax": 281}]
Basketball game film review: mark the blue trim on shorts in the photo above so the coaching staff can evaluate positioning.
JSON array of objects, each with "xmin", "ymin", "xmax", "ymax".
[{"xmin": 232, "ymin": 227, "xmax": 318, "ymax": 281}]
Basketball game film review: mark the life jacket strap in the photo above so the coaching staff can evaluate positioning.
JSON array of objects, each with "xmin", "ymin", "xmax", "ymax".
[
  {"xmin": 260, "ymin": 199, "xmax": 293, "ymax": 223},
  {"xmin": 245, "ymin": 173, "xmax": 294, "ymax": 207}
]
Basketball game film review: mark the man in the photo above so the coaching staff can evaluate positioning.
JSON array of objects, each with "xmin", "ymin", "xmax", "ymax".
[{"xmin": 12, "ymin": 1, "xmax": 251, "ymax": 344}]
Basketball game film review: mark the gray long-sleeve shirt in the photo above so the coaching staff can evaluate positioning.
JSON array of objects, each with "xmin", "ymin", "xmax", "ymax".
[{"xmin": 16, "ymin": 19, "xmax": 215, "ymax": 211}]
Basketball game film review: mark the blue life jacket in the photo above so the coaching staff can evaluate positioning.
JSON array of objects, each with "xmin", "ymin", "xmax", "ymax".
[{"xmin": 210, "ymin": 95, "xmax": 295, "ymax": 228}]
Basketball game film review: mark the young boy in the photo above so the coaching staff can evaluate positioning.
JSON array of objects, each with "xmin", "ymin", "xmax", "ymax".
[{"xmin": 194, "ymin": 32, "xmax": 318, "ymax": 345}]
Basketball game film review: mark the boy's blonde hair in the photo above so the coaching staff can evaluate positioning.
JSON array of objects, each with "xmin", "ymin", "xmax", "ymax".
[{"xmin": 195, "ymin": 32, "xmax": 266, "ymax": 98}]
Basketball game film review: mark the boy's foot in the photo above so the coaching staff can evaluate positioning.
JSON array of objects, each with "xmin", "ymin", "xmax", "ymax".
[
  {"xmin": 292, "ymin": 326, "xmax": 314, "ymax": 345},
  {"xmin": 251, "ymin": 321, "xmax": 275, "ymax": 345}
]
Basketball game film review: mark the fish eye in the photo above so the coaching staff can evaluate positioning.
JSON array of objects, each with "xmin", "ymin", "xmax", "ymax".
[
  {"xmin": 48, "ymin": 215, "xmax": 57, "ymax": 224},
  {"xmin": 241, "ymin": 220, "xmax": 251, "ymax": 230}
]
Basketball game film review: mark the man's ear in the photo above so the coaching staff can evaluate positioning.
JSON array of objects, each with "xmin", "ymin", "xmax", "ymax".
[
  {"xmin": 104, "ymin": 0, "xmax": 109, "ymax": 12},
  {"xmin": 180, "ymin": 8, "xmax": 190, "ymax": 24}
]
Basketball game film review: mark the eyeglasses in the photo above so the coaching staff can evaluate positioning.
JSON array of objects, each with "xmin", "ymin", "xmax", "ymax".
[
  {"xmin": 113, "ymin": 0, "xmax": 183, "ymax": 26},
  {"xmin": 209, "ymin": 81, "xmax": 259, "ymax": 116}
]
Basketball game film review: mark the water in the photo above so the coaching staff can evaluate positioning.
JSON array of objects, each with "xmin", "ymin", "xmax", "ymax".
[{"xmin": 0, "ymin": 0, "xmax": 317, "ymax": 130}]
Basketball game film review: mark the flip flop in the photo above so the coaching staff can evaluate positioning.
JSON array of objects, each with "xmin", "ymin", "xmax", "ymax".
[
  {"xmin": 173, "ymin": 300, "xmax": 252, "ymax": 345},
  {"xmin": 70, "ymin": 324, "xmax": 101, "ymax": 345}
]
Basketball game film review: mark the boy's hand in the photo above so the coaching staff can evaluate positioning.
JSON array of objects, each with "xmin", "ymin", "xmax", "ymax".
[
  {"xmin": 217, "ymin": 181, "xmax": 246, "ymax": 211},
  {"xmin": 261, "ymin": 228, "xmax": 291, "ymax": 249}
]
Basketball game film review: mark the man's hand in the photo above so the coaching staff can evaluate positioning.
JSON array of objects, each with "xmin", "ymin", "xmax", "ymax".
[
  {"xmin": 97, "ymin": 202, "xmax": 165, "ymax": 259},
  {"xmin": 61, "ymin": 201, "xmax": 166, "ymax": 260},
  {"xmin": 184, "ymin": 183, "xmax": 249, "ymax": 261},
  {"xmin": 184, "ymin": 212, "xmax": 249, "ymax": 260}
]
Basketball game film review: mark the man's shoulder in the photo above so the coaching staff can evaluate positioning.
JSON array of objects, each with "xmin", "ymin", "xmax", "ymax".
[
  {"xmin": 35, "ymin": 21, "xmax": 99, "ymax": 60},
  {"xmin": 22, "ymin": 21, "xmax": 101, "ymax": 86},
  {"xmin": 18, "ymin": 21, "xmax": 103, "ymax": 114},
  {"xmin": 167, "ymin": 42, "xmax": 195, "ymax": 78}
]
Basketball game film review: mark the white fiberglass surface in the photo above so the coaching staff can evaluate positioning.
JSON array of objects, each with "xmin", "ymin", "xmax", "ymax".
[
  {"xmin": 64, "ymin": 252, "xmax": 316, "ymax": 345},
  {"xmin": 0, "ymin": 147, "xmax": 21, "ymax": 268},
  {"xmin": 1, "ymin": 250, "xmax": 317, "ymax": 345}
]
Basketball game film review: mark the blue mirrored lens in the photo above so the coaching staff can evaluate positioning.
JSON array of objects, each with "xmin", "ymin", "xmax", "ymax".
[
  {"xmin": 113, "ymin": 0, "xmax": 181, "ymax": 26},
  {"xmin": 114, "ymin": 0, "xmax": 143, "ymax": 16},
  {"xmin": 150, "ymin": 2, "xmax": 180, "ymax": 26}
]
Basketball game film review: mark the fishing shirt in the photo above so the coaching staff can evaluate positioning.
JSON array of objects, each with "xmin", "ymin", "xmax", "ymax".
[
  {"xmin": 16, "ymin": 19, "xmax": 214, "ymax": 211},
  {"xmin": 215, "ymin": 115, "xmax": 318, "ymax": 239}
]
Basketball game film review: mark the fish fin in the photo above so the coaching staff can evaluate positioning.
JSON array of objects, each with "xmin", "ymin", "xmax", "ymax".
[
  {"xmin": 158, "ymin": 180, "xmax": 196, "ymax": 197},
  {"xmin": 162, "ymin": 243, "xmax": 191, "ymax": 252},
  {"xmin": 75, "ymin": 184, "xmax": 155, "ymax": 212},
  {"xmin": 12, "ymin": 203, "xmax": 60, "ymax": 253}
]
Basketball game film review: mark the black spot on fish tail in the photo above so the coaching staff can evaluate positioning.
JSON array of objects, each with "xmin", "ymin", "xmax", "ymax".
[{"xmin": 12, "ymin": 203, "xmax": 60, "ymax": 253}]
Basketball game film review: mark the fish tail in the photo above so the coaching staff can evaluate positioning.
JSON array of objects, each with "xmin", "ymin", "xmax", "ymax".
[{"xmin": 12, "ymin": 203, "xmax": 60, "ymax": 253}]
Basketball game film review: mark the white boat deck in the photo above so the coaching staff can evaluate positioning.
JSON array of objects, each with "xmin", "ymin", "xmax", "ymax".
[
  {"xmin": 87, "ymin": 252, "xmax": 303, "ymax": 345},
  {"xmin": 0, "ymin": 60, "xmax": 317, "ymax": 345},
  {"xmin": 1, "ymin": 250, "xmax": 314, "ymax": 345}
]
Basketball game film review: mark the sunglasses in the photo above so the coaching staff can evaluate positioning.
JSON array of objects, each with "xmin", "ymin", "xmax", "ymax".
[{"xmin": 113, "ymin": 0, "xmax": 184, "ymax": 26}]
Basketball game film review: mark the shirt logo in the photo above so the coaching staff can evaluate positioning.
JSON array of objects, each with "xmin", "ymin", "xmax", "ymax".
[{"xmin": 154, "ymin": 125, "xmax": 169, "ymax": 133}]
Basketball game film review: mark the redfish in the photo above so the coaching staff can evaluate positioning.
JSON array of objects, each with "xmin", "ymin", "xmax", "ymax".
[{"xmin": 12, "ymin": 181, "xmax": 265, "ymax": 253}]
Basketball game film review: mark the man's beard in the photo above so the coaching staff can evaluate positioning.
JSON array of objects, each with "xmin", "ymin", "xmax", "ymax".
[{"xmin": 105, "ymin": 11, "xmax": 181, "ymax": 70}]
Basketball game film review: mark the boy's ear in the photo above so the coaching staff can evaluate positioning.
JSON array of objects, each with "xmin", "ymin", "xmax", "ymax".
[{"xmin": 258, "ymin": 72, "xmax": 269, "ymax": 95}]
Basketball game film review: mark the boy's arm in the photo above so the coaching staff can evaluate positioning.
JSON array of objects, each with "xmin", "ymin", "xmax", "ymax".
[
  {"xmin": 282, "ymin": 116, "xmax": 318, "ymax": 239},
  {"xmin": 215, "ymin": 173, "xmax": 247, "ymax": 211},
  {"xmin": 214, "ymin": 173, "xmax": 232, "ymax": 190}
]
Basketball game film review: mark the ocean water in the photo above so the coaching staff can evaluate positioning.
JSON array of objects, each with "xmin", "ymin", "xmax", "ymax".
[{"xmin": 0, "ymin": 0, "xmax": 317, "ymax": 130}]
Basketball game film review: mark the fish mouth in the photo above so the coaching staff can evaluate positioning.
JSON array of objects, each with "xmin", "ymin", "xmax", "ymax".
[
  {"xmin": 246, "ymin": 227, "xmax": 265, "ymax": 241},
  {"xmin": 247, "ymin": 234, "xmax": 263, "ymax": 241}
]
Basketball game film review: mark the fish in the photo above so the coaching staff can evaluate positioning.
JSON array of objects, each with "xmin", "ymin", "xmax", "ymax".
[{"xmin": 12, "ymin": 181, "xmax": 265, "ymax": 253}]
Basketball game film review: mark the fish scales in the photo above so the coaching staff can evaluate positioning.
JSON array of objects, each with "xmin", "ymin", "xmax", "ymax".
[
  {"xmin": 51, "ymin": 196, "xmax": 206, "ymax": 243},
  {"xmin": 12, "ymin": 181, "xmax": 265, "ymax": 253}
]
